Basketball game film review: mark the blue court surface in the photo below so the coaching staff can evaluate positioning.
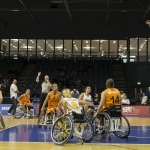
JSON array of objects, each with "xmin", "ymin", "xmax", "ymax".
[{"xmin": 0, "ymin": 125, "xmax": 150, "ymax": 144}]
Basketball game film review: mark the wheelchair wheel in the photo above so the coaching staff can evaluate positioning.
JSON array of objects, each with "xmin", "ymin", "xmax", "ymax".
[
  {"xmin": 82, "ymin": 116, "xmax": 94, "ymax": 142},
  {"xmin": 93, "ymin": 112, "xmax": 111, "ymax": 140},
  {"xmin": 0, "ymin": 113, "xmax": 5, "ymax": 129},
  {"xmin": 113, "ymin": 115, "xmax": 130, "ymax": 138},
  {"xmin": 38, "ymin": 108, "xmax": 49, "ymax": 126},
  {"xmin": 14, "ymin": 104, "xmax": 25, "ymax": 119},
  {"xmin": 51, "ymin": 115, "xmax": 74, "ymax": 145}
]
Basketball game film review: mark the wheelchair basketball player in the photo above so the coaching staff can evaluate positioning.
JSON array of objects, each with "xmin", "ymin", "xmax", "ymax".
[
  {"xmin": 17, "ymin": 89, "xmax": 35, "ymax": 118},
  {"xmin": 41, "ymin": 83, "xmax": 61, "ymax": 124}
]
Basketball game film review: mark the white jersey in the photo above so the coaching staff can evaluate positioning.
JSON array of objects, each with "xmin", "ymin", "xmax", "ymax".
[
  {"xmin": 82, "ymin": 93, "xmax": 92, "ymax": 106},
  {"xmin": 141, "ymin": 96, "xmax": 148, "ymax": 104},
  {"xmin": 10, "ymin": 83, "xmax": 18, "ymax": 99},
  {"xmin": 63, "ymin": 98, "xmax": 82, "ymax": 114}
]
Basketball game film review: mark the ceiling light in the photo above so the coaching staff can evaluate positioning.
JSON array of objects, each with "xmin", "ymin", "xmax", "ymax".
[
  {"xmin": 86, "ymin": 41, "xmax": 88, "ymax": 43},
  {"xmin": 113, "ymin": 41, "xmax": 116, "ymax": 44},
  {"xmin": 41, "ymin": 49, "xmax": 43, "ymax": 50},
  {"xmin": 139, "ymin": 49, "xmax": 141, "ymax": 51},
  {"xmin": 145, "ymin": 40, "xmax": 147, "ymax": 41},
  {"xmin": 23, "ymin": 44, "xmax": 25, "ymax": 46},
  {"xmin": 11, "ymin": 10, "xmax": 19, "ymax": 11}
]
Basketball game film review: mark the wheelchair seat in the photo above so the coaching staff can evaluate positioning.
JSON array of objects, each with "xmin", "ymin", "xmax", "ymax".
[
  {"xmin": 103, "ymin": 105, "xmax": 122, "ymax": 117},
  {"xmin": 72, "ymin": 111, "xmax": 86, "ymax": 123}
]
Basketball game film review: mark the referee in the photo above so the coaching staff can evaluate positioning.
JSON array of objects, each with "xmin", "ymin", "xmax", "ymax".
[{"xmin": 36, "ymin": 72, "xmax": 51, "ymax": 115}]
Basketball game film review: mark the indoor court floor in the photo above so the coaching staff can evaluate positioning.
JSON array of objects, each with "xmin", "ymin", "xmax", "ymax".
[{"xmin": 0, "ymin": 116, "xmax": 150, "ymax": 150}]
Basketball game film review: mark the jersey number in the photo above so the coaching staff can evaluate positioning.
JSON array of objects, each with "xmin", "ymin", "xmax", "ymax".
[{"xmin": 110, "ymin": 95, "xmax": 120, "ymax": 104}]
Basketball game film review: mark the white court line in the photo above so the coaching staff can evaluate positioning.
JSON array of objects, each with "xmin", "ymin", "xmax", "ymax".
[
  {"xmin": 0, "ymin": 124, "xmax": 20, "ymax": 132},
  {"xmin": 129, "ymin": 136, "xmax": 150, "ymax": 139}
]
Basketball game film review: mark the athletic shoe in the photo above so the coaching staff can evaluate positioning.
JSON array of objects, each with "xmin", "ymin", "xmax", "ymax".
[{"xmin": 7, "ymin": 113, "xmax": 11, "ymax": 116}]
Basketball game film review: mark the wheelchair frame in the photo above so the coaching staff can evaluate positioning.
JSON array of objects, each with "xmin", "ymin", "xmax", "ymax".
[
  {"xmin": 93, "ymin": 106, "xmax": 130, "ymax": 141},
  {"xmin": 14, "ymin": 103, "xmax": 35, "ymax": 119},
  {"xmin": 37, "ymin": 107, "xmax": 61, "ymax": 126},
  {"xmin": 51, "ymin": 111, "xmax": 95, "ymax": 145}
]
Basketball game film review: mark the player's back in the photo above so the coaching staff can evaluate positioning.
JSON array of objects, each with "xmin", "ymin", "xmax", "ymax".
[{"xmin": 103, "ymin": 88, "xmax": 121, "ymax": 109}]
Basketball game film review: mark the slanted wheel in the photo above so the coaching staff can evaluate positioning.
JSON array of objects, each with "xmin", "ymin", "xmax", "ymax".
[
  {"xmin": 113, "ymin": 115, "xmax": 130, "ymax": 138},
  {"xmin": 0, "ymin": 113, "xmax": 5, "ymax": 129},
  {"xmin": 82, "ymin": 116, "xmax": 94, "ymax": 142},
  {"xmin": 51, "ymin": 116, "xmax": 74, "ymax": 145},
  {"xmin": 14, "ymin": 104, "xmax": 25, "ymax": 119},
  {"xmin": 38, "ymin": 107, "xmax": 51, "ymax": 126},
  {"xmin": 93, "ymin": 112, "xmax": 111, "ymax": 140}
]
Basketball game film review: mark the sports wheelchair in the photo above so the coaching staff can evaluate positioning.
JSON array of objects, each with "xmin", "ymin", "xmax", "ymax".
[
  {"xmin": 93, "ymin": 105, "xmax": 130, "ymax": 141},
  {"xmin": 38, "ymin": 107, "xmax": 62, "ymax": 126},
  {"xmin": 14, "ymin": 103, "xmax": 35, "ymax": 119},
  {"xmin": 51, "ymin": 109, "xmax": 95, "ymax": 145},
  {"xmin": 0, "ymin": 112, "xmax": 5, "ymax": 130}
]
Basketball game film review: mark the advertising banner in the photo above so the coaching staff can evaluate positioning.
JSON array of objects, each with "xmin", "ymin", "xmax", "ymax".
[{"xmin": 122, "ymin": 106, "xmax": 150, "ymax": 116}]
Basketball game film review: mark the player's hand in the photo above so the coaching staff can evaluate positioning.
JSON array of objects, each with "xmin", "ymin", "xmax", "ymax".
[{"xmin": 38, "ymin": 72, "xmax": 41, "ymax": 76}]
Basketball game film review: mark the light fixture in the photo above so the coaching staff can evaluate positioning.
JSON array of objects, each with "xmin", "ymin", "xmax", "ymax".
[{"xmin": 113, "ymin": 41, "xmax": 116, "ymax": 44}]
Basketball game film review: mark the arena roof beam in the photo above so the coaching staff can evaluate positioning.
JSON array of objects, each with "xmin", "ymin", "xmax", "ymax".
[
  {"xmin": 19, "ymin": 0, "xmax": 40, "ymax": 24},
  {"xmin": 142, "ymin": 0, "xmax": 150, "ymax": 20},
  {"xmin": 64, "ymin": 0, "xmax": 73, "ymax": 21}
]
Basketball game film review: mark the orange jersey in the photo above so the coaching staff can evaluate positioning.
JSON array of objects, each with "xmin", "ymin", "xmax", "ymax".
[
  {"xmin": 48, "ymin": 91, "xmax": 60, "ymax": 108},
  {"xmin": 19, "ymin": 94, "xmax": 30, "ymax": 106},
  {"xmin": 103, "ymin": 88, "xmax": 121, "ymax": 109}
]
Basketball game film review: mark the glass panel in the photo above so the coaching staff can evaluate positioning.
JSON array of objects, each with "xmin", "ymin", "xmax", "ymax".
[
  {"xmin": 64, "ymin": 40, "xmax": 72, "ymax": 57},
  {"xmin": 110, "ymin": 40, "xmax": 117, "ymax": 58},
  {"xmin": 28, "ymin": 39, "xmax": 36, "ymax": 57},
  {"xmin": 37, "ymin": 39, "xmax": 45, "ymax": 57},
  {"xmin": 1, "ymin": 39, "xmax": 9, "ymax": 57},
  {"xmin": 55, "ymin": 39, "xmax": 63, "ymax": 57},
  {"xmin": 149, "ymin": 38, "xmax": 150, "ymax": 62},
  {"xmin": 10, "ymin": 39, "xmax": 18, "ymax": 57},
  {"xmin": 139, "ymin": 38, "xmax": 147, "ymax": 62},
  {"xmin": 46, "ymin": 40, "xmax": 54, "ymax": 57},
  {"xmin": 82, "ymin": 40, "xmax": 90, "ymax": 57},
  {"xmin": 130, "ymin": 38, "xmax": 137, "ymax": 62},
  {"xmin": 73, "ymin": 40, "xmax": 81, "ymax": 57},
  {"xmin": 91, "ymin": 40, "xmax": 99, "ymax": 57},
  {"xmin": 19, "ymin": 39, "xmax": 27, "ymax": 57},
  {"xmin": 119, "ymin": 40, "xmax": 127, "ymax": 61},
  {"xmin": 101, "ymin": 40, "xmax": 108, "ymax": 57}
]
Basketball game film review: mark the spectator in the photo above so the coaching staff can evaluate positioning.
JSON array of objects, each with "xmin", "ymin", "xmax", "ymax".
[
  {"xmin": 93, "ymin": 93, "xmax": 99, "ymax": 105},
  {"xmin": 0, "ymin": 72, "xmax": 3, "ymax": 79},
  {"xmin": 71, "ymin": 88, "xmax": 80, "ymax": 98},
  {"xmin": 71, "ymin": 70, "xmax": 77, "ymax": 78},
  {"xmin": 141, "ymin": 93, "xmax": 148, "ymax": 106},
  {"xmin": 31, "ymin": 89, "xmax": 40, "ymax": 98},
  {"xmin": 120, "ymin": 90, "xmax": 126, "ymax": 99},
  {"xmin": 121, "ymin": 94, "xmax": 130, "ymax": 105},
  {"xmin": 75, "ymin": 78, "xmax": 81, "ymax": 86}
]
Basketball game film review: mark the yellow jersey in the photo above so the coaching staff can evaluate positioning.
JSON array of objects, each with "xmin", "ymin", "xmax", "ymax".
[
  {"xmin": 48, "ymin": 91, "xmax": 61, "ymax": 108},
  {"xmin": 19, "ymin": 94, "xmax": 30, "ymax": 106},
  {"xmin": 103, "ymin": 88, "xmax": 121, "ymax": 109}
]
